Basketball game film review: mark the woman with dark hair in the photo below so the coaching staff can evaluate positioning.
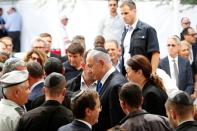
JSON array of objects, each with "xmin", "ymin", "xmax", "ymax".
[{"xmin": 126, "ymin": 55, "xmax": 167, "ymax": 116}]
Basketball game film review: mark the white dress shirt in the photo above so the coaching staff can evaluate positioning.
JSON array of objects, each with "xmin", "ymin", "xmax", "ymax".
[
  {"xmin": 123, "ymin": 19, "xmax": 138, "ymax": 67},
  {"xmin": 168, "ymin": 55, "xmax": 179, "ymax": 84}
]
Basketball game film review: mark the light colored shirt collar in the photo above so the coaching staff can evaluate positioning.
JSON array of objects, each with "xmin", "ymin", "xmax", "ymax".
[
  {"xmin": 125, "ymin": 18, "xmax": 138, "ymax": 30},
  {"xmin": 76, "ymin": 119, "xmax": 92, "ymax": 129},
  {"xmin": 100, "ymin": 66, "xmax": 115, "ymax": 85},
  {"xmin": 168, "ymin": 55, "xmax": 178, "ymax": 62},
  {"xmin": 80, "ymin": 75, "xmax": 97, "ymax": 91},
  {"xmin": 30, "ymin": 80, "xmax": 44, "ymax": 92},
  {"xmin": 0, "ymin": 99, "xmax": 20, "ymax": 108}
]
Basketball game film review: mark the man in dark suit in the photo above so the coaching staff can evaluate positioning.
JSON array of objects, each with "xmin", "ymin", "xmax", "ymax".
[
  {"xmin": 119, "ymin": 1, "xmax": 160, "ymax": 75},
  {"xmin": 165, "ymin": 91, "xmax": 197, "ymax": 131},
  {"xmin": 26, "ymin": 61, "xmax": 44, "ymax": 110},
  {"xmin": 15, "ymin": 73, "xmax": 73, "ymax": 131},
  {"xmin": 58, "ymin": 90, "xmax": 101, "ymax": 131},
  {"xmin": 86, "ymin": 49, "xmax": 127, "ymax": 131},
  {"xmin": 159, "ymin": 35, "xmax": 193, "ymax": 94},
  {"xmin": 31, "ymin": 57, "xmax": 71, "ymax": 110}
]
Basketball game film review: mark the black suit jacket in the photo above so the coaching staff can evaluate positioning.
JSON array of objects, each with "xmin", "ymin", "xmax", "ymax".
[
  {"xmin": 176, "ymin": 121, "xmax": 197, "ymax": 131},
  {"xmin": 93, "ymin": 70, "xmax": 127, "ymax": 131},
  {"xmin": 142, "ymin": 82, "xmax": 168, "ymax": 116},
  {"xmin": 120, "ymin": 20, "xmax": 160, "ymax": 75},
  {"xmin": 63, "ymin": 61, "xmax": 83, "ymax": 81},
  {"xmin": 66, "ymin": 74, "xmax": 81, "ymax": 92},
  {"xmin": 159, "ymin": 56, "xmax": 194, "ymax": 94},
  {"xmin": 58, "ymin": 120, "xmax": 91, "ymax": 131},
  {"xmin": 16, "ymin": 100, "xmax": 73, "ymax": 131}
]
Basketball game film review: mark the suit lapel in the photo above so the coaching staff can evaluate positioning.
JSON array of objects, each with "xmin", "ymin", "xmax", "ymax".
[
  {"xmin": 164, "ymin": 57, "xmax": 171, "ymax": 77},
  {"xmin": 99, "ymin": 71, "xmax": 116, "ymax": 98}
]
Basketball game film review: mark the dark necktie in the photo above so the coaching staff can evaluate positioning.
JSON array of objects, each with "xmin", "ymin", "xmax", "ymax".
[
  {"xmin": 172, "ymin": 59, "xmax": 179, "ymax": 86},
  {"xmin": 96, "ymin": 81, "xmax": 102, "ymax": 94}
]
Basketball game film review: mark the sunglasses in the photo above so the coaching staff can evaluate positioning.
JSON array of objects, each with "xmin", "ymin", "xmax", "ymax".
[
  {"xmin": 30, "ymin": 56, "xmax": 41, "ymax": 62},
  {"xmin": 167, "ymin": 44, "xmax": 176, "ymax": 47},
  {"xmin": 182, "ymin": 22, "xmax": 191, "ymax": 25}
]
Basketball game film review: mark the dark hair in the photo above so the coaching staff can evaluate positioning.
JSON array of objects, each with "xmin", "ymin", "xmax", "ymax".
[
  {"xmin": 26, "ymin": 61, "xmax": 43, "ymax": 78},
  {"xmin": 127, "ymin": 55, "xmax": 165, "ymax": 91},
  {"xmin": 165, "ymin": 99, "xmax": 194, "ymax": 118},
  {"xmin": 181, "ymin": 27, "xmax": 193, "ymax": 40},
  {"xmin": 44, "ymin": 72, "xmax": 66, "ymax": 96},
  {"xmin": 120, "ymin": 0, "xmax": 136, "ymax": 10},
  {"xmin": 71, "ymin": 90, "xmax": 99, "ymax": 119},
  {"xmin": 108, "ymin": 0, "xmax": 119, "ymax": 4},
  {"xmin": 119, "ymin": 82, "xmax": 142, "ymax": 108},
  {"xmin": 44, "ymin": 57, "xmax": 63, "ymax": 76},
  {"xmin": 94, "ymin": 35, "xmax": 105, "ymax": 48},
  {"xmin": 66, "ymin": 42, "xmax": 84, "ymax": 56}
]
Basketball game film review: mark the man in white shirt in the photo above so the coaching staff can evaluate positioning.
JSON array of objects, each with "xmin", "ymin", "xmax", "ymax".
[{"xmin": 98, "ymin": 0, "xmax": 124, "ymax": 44}]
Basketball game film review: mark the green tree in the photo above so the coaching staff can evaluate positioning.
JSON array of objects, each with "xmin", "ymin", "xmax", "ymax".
[{"xmin": 181, "ymin": 0, "xmax": 197, "ymax": 4}]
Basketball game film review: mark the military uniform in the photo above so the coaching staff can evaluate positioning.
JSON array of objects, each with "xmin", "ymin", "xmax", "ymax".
[
  {"xmin": 0, "ymin": 70, "xmax": 29, "ymax": 131},
  {"xmin": 0, "ymin": 99, "xmax": 25, "ymax": 131}
]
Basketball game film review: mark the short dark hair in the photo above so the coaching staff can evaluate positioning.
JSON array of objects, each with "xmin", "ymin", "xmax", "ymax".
[
  {"xmin": 181, "ymin": 27, "xmax": 193, "ymax": 40},
  {"xmin": 44, "ymin": 57, "xmax": 63, "ymax": 76},
  {"xmin": 108, "ymin": 0, "xmax": 119, "ymax": 4},
  {"xmin": 44, "ymin": 72, "xmax": 66, "ymax": 96},
  {"xmin": 119, "ymin": 82, "xmax": 142, "ymax": 108},
  {"xmin": 165, "ymin": 99, "xmax": 194, "ymax": 118},
  {"xmin": 71, "ymin": 90, "xmax": 99, "ymax": 119},
  {"xmin": 26, "ymin": 61, "xmax": 43, "ymax": 78},
  {"xmin": 66, "ymin": 42, "xmax": 84, "ymax": 56}
]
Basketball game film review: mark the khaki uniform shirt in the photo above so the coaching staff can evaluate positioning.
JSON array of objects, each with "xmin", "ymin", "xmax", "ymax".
[{"xmin": 0, "ymin": 99, "xmax": 24, "ymax": 131}]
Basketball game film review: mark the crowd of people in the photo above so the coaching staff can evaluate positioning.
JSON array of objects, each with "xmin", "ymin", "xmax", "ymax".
[{"xmin": 0, "ymin": 0, "xmax": 197, "ymax": 131}]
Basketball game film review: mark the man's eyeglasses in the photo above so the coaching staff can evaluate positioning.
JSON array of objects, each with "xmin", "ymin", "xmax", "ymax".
[{"xmin": 167, "ymin": 44, "xmax": 176, "ymax": 47}]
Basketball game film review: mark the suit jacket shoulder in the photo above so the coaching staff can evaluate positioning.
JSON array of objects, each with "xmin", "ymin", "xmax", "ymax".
[
  {"xmin": 66, "ymin": 74, "xmax": 81, "ymax": 92},
  {"xmin": 58, "ymin": 120, "xmax": 91, "ymax": 131}
]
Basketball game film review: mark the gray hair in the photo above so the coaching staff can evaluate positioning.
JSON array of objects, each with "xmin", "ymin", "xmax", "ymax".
[
  {"xmin": 3, "ymin": 82, "xmax": 27, "ymax": 96},
  {"xmin": 168, "ymin": 35, "xmax": 181, "ymax": 45},
  {"xmin": 2, "ymin": 58, "xmax": 26, "ymax": 74},
  {"xmin": 88, "ymin": 49, "xmax": 112, "ymax": 65}
]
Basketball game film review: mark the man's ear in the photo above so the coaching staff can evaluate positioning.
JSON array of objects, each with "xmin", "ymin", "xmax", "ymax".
[
  {"xmin": 85, "ymin": 108, "xmax": 92, "ymax": 117},
  {"xmin": 43, "ymin": 87, "xmax": 46, "ymax": 95},
  {"xmin": 99, "ymin": 59, "xmax": 105, "ymax": 67},
  {"xmin": 61, "ymin": 88, "xmax": 66, "ymax": 97},
  {"xmin": 170, "ymin": 109, "xmax": 177, "ymax": 120}
]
